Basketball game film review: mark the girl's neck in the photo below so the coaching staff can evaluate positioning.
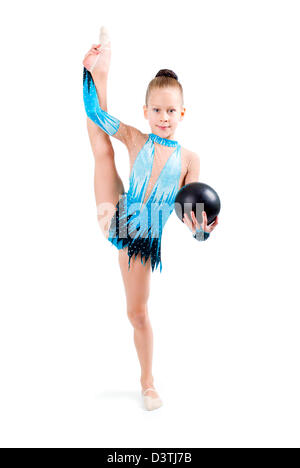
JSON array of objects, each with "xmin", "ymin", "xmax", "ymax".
[{"xmin": 149, "ymin": 132, "xmax": 178, "ymax": 147}]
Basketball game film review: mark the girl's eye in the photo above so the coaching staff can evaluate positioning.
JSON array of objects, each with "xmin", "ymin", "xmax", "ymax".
[{"xmin": 153, "ymin": 109, "xmax": 176, "ymax": 112}]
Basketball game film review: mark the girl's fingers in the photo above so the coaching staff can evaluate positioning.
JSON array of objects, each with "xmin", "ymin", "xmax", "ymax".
[
  {"xmin": 85, "ymin": 49, "xmax": 96, "ymax": 57},
  {"xmin": 85, "ymin": 51, "xmax": 97, "ymax": 59},
  {"xmin": 211, "ymin": 217, "xmax": 219, "ymax": 228},
  {"xmin": 88, "ymin": 47, "xmax": 100, "ymax": 55},
  {"xmin": 183, "ymin": 213, "xmax": 189, "ymax": 225},
  {"xmin": 207, "ymin": 217, "xmax": 218, "ymax": 232},
  {"xmin": 89, "ymin": 46, "xmax": 100, "ymax": 54},
  {"xmin": 188, "ymin": 210, "xmax": 218, "ymax": 234},
  {"xmin": 191, "ymin": 211, "xmax": 198, "ymax": 225},
  {"xmin": 188, "ymin": 213, "xmax": 195, "ymax": 226},
  {"xmin": 183, "ymin": 213, "xmax": 193, "ymax": 230},
  {"xmin": 191, "ymin": 211, "xmax": 203, "ymax": 231},
  {"xmin": 200, "ymin": 211, "xmax": 207, "ymax": 230}
]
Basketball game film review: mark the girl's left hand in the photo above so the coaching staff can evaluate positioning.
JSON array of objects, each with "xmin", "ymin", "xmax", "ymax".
[{"xmin": 183, "ymin": 210, "xmax": 219, "ymax": 235}]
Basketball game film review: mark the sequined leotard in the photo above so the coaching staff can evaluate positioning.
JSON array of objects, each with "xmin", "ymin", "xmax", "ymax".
[
  {"xmin": 108, "ymin": 132, "xmax": 181, "ymax": 273},
  {"xmin": 83, "ymin": 67, "xmax": 209, "ymax": 273}
]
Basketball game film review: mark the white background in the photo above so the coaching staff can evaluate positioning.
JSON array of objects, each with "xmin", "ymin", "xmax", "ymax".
[{"xmin": 0, "ymin": 0, "xmax": 299, "ymax": 448}]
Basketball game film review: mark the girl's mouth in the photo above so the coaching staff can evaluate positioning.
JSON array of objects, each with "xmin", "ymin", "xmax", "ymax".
[{"xmin": 158, "ymin": 126, "xmax": 169, "ymax": 130}]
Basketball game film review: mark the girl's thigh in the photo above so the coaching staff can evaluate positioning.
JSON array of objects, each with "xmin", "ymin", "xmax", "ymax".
[
  {"xmin": 118, "ymin": 247, "xmax": 152, "ymax": 309},
  {"xmin": 95, "ymin": 158, "xmax": 124, "ymax": 238},
  {"xmin": 87, "ymin": 119, "xmax": 124, "ymax": 237}
]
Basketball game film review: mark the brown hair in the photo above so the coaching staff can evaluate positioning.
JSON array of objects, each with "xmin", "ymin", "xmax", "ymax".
[{"xmin": 145, "ymin": 69, "xmax": 184, "ymax": 106}]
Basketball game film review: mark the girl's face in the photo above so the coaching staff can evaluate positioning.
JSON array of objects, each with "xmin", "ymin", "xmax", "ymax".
[{"xmin": 143, "ymin": 87, "xmax": 186, "ymax": 139}]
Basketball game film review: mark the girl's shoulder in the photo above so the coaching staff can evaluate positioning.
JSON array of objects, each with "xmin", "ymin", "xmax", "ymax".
[
  {"xmin": 180, "ymin": 146, "xmax": 199, "ymax": 167},
  {"xmin": 123, "ymin": 126, "xmax": 148, "ymax": 153}
]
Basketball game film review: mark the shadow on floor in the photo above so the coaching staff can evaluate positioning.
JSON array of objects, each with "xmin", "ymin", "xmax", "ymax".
[{"xmin": 95, "ymin": 390, "xmax": 141, "ymax": 402}]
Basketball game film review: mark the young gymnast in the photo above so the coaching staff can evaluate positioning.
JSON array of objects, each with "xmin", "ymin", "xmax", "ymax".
[{"xmin": 83, "ymin": 27, "xmax": 219, "ymax": 411}]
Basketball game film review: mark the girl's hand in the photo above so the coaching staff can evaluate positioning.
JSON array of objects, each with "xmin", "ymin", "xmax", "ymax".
[
  {"xmin": 83, "ymin": 44, "xmax": 101, "ymax": 70},
  {"xmin": 82, "ymin": 42, "xmax": 111, "ymax": 75},
  {"xmin": 183, "ymin": 210, "xmax": 219, "ymax": 235}
]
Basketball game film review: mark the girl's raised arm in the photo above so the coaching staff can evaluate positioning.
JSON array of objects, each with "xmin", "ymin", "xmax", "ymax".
[
  {"xmin": 83, "ymin": 67, "xmax": 134, "ymax": 147},
  {"xmin": 83, "ymin": 27, "xmax": 137, "ymax": 148}
]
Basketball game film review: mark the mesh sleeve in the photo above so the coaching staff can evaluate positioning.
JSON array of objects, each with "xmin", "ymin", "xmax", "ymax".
[
  {"xmin": 193, "ymin": 226, "xmax": 210, "ymax": 241},
  {"xmin": 83, "ymin": 67, "xmax": 120, "ymax": 136}
]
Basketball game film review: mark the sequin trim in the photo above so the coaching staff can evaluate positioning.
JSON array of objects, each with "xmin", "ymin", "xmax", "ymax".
[
  {"xmin": 107, "ymin": 196, "xmax": 163, "ymax": 273},
  {"xmin": 149, "ymin": 133, "xmax": 178, "ymax": 147}
]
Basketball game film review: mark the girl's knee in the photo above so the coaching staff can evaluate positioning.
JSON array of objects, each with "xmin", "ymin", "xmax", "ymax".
[{"xmin": 127, "ymin": 305, "xmax": 148, "ymax": 329}]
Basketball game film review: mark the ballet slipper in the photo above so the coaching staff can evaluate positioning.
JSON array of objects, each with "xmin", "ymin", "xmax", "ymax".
[{"xmin": 142, "ymin": 387, "xmax": 163, "ymax": 411}]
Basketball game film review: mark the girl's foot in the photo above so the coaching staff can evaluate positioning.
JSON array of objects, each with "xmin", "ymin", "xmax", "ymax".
[
  {"xmin": 82, "ymin": 26, "xmax": 111, "ymax": 75},
  {"xmin": 142, "ymin": 387, "xmax": 163, "ymax": 411},
  {"xmin": 141, "ymin": 382, "xmax": 163, "ymax": 411},
  {"xmin": 141, "ymin": 386, "xmax": 159, "ymax": 398}
]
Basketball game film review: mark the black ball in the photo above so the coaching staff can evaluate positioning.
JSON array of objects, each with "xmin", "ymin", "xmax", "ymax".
[{"xmin": 174, "ymin": 182, "xmax": 221, "ymax": 226}]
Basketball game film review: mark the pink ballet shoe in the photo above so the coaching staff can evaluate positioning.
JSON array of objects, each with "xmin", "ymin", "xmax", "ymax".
[
  {"xmin": 83, "ymin": 26, "xmax": 111, "ymax": 73},
  {"xmin": 142, "ymin": 387, "xmax": 163, "ymax": 411}
]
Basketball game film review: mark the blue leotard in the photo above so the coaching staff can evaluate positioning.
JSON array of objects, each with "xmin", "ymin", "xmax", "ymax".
[{"xmin": 83, "ymin": 67, "xmax": 209, "ymax": 273}]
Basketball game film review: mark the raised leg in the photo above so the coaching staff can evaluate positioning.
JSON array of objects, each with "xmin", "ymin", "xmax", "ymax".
[{"xmin": 86, "ymin": 71, "xmax": 125, "ymax": 238}]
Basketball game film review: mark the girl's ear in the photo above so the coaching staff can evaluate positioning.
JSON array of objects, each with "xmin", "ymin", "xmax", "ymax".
[
  {"xmin": 143, "ymin": 105, "xmax": 148, "ymax": 119},
  {"xmin": 180, "ymin": 107, "xmax": 186, "ymax": 120}
]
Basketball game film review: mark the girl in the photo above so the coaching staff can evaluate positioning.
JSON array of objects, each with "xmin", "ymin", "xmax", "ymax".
[{"xmin": 82, "ymin": 27, "xmax": 219, "ymax": 411}]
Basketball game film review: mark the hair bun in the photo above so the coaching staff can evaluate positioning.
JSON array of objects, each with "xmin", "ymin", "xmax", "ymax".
[{"xmin": 155, "ymin": 69, "xmax": 178, "ymax": 81}]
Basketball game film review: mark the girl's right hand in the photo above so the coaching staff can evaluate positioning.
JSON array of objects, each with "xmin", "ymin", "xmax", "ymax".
[
  {"xmin": 82, "ymin": 44, "xmax": 101, "ymax": 71},
  {"xmin": 82, "ymin": 42, "xmax": 111, "ymax": 75}
]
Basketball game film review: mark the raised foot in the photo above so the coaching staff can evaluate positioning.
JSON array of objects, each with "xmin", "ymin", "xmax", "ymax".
[{"xmin": 82, "ymin": 26, "xmax": 111, "ymax": 74}]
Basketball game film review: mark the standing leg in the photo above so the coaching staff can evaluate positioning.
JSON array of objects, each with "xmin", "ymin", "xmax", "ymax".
[{"xmin": 118, "ymin": 249, "xmax": 160, "ymax": 401}]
